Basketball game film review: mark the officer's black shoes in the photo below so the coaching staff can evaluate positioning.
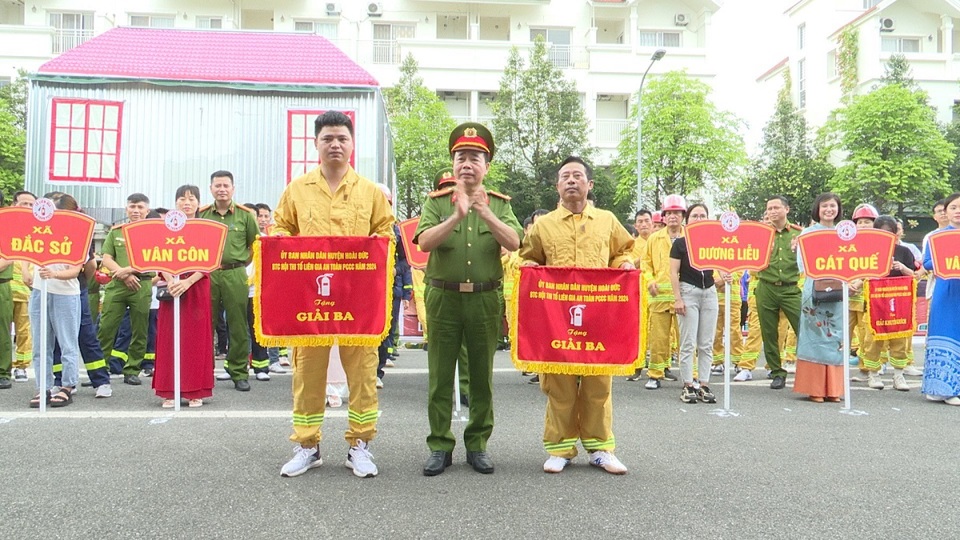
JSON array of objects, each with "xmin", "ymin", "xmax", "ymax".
[
  {"xmin": 770, "ymin": 375, "xmax": 786, "ymax": 390},
  {"xmin": 422, "ymin": 451, "xmax": 452, "ymax": 476},
  {"xmin": 466, "ymin": 451, "xmax": 494, "ymax": 474},
  {"xmin": 123, "ymin": 374, "xmax": 142, "ymax": 386},
  {"xmin": 234, "ymin": 379, "xmax": 251, "ymax": 392}
]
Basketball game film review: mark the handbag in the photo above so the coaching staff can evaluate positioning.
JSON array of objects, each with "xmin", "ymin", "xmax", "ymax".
[
  {"xmin": 812, "ymin": 278, "xmax": 843, "ymax": 303},
  {"xmin": 155, "ymin": 284, "xmax": 174, "ymax": 302}
]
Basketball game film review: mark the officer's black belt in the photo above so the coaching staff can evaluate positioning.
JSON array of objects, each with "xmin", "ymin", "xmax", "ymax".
[
  {"xmin": 762, "ymin": 279, "xmax": 797, "ymax": 287},
  {"xmin": 429, "ymin": 279, "xmax": 500, "ymax": 293},
  {"xmin": 0, "ymin": 278, "xmax": 10, "ymax": 284},
  {"xmin": 220, "ymin": 262, "xmax": 246, "ymax": 271}
]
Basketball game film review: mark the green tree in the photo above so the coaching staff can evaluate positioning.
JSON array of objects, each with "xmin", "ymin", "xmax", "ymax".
[
  {"xmin": 730, "ymin": 71, "xmax": 833, "ymax": 222},
  {"xmin": 943, "ymin": 103, "xmax": 960, "ymax": 193},
  {"xmin": 822, "ymin": 84, "xmax": 954, "ymax": 214},
  {"xmin": 0, "ymin": 71, "xmax": 27, "ymax": 197},
  {"xmin": 490, "ymin": 38, "xmax": 597, "ymax": 220},
  {"xmin": 383, "ymin": 54, "xmax": 456, "ymax": 219},
  {"xmin": 611, "ymin": 70, "xmax": 746, "ymax": 212}
]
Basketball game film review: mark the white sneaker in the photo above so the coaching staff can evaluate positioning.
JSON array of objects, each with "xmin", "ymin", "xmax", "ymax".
[
  {"xmin": 644, "ymin": 379, "xmax": 661, "ymax": 390},
  {"xmin": 13, "ymin": 368, "xmax": 28, "ymax": 382},
  {"xmin": 903, "ymin": 365, "xmax": 924, "ymax": 376},
  {"xmin": 588, "ymin": 451, "xmax": 627, "ymax": 475},
  {"xmin": 543, "ymin": 456, "xmax": 570, "ymax": 473},
  {"xmin": 925, "ymin": 394, "xmax": 946, "ymax": 402},
  {"xmin": 268, "ymin": 363, "xmax": 289, "ymax": 374},
  {"xmin": 279, "ymin": 356, "xmax": 291, "ymax": 367},
  {"xmin": 384, "ymin": 359, "xmax": 395, "ymax": 368},
  {"xmin": 345, "ymin": 440, "xmax": 378, "ymax": 478},
  {"xmin": 851, "ymin": 370, "xmax": 869, "ymax": 382},
  {"xmin": 867, "ymin": 372, "xmax": 885, "ymax": 390},
  {"xmin": 784, "ymin": 362, "xmax": 797, "ymax": 374},
  {"xmin": 946, "ymin": 396, "xmax": 960, "ymax": 406},
  {"xmin": 327, "ymin": 394, "xmax": 342, "ymax": 408},
  {"xmin": 216, "ymin": 372, "xmax": 232, "ymax": 381},
  {"xmin": 376, "ymin": 377, "xmax": 384, "ymax": 389},
  {"xmin": 710, "ymin": 364, "xmax": 724, "ymax": 374},
  {"xmin": 892, "ymin": 373, "xmax": 910, "ymax": 392},
  {"xmin": 280, "ymin": 445, "xmax": 322, "ymax": 477},
  {"xmin": 95, "ymin": 384, "xmax": 113, "ymax": 398},
  {"xmin": 733, "ymin": 369, "xmax": 753, "ymax": 382},
  {"xmin": 255, "ymin": 372, "xmax": 270, "ymax": 381}
]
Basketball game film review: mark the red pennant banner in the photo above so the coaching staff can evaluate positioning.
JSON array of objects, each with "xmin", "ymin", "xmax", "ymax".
[
  {"xmin": 122, "ymin": 218, "xmax": 228, "ymax": 274},
  {"xmin": 798, "ymin": 226, "xmax": 896, "ymax": 281},
  {"xmin": 254, "ymin": 235, "xmax": 395, "ymax": 347},
  {"xmin": 398, "ymin": 217, "xmax": 429, "ymax": 269},
  {"xmin": 865, "ymin": 276, "xmax": 916, "ymax": 340},
  {"xmin": 511, "ymin": 266, "xmax": 644, "ymax": 376},
  {"xmin": 686, "ymin": 220, "xmax": 775, "ymax": 273},
  {"xmin": 926, "ymin": 229, "xmax": 960, "ymax": 278},
  {"xmin": 0, "ymin": 206, "xmax": 96, "ymax": 267}
]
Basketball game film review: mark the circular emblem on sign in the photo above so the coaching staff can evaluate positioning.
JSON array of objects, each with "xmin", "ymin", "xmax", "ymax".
[
  {"xmin": 164, "ymin": 210, "xmax": 187, "ymax": 232},
  {"xmin": 719, "ymin": 211, "xmax": 740, "ymax": 233},
  {"xmin": 32, "ymin": 198, "xmax": 56, "ymax": 222},
  {"xmin": 836, "ymin": 220, "xmax": 857, "ymax": 241}
]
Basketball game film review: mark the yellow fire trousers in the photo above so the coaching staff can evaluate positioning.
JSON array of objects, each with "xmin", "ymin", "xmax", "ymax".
[{"xmin": 540, "ymin": 373, "xmax": 614, "ymax": 458}]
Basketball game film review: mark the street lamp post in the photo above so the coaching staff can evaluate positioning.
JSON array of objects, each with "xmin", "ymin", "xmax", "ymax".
[{"xmin": 636, "ymin": 48, "xmax": 666, "ymax": 213}]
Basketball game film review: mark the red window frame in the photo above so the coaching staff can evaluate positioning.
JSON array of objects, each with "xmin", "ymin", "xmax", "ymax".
[
  {"xmin": 286, "ymin": 109, "xmax": 356, "ymax": 183},
  {"xmin": 48, "ymin": 97, "xmax": 123, "ymax": 184}
]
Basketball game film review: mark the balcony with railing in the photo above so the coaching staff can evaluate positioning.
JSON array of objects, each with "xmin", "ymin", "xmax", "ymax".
[
  {"xmin": 595, "ymin": 118, "xmax": 629, "ymax": 146},
  {"xmin": 53, "ymin": 28, "xmax": 93, "ymax": 54}
]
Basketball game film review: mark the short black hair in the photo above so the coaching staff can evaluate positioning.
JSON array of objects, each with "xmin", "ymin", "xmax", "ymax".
[
  {"xmin": 558, "ymin": 156, "xmax": 593, "ymax": 180},
  {"xmin": 256, "ymin": 203, "xmax": 272, "ymax": 213},
  {"xmin": 127, "ymin": 193, "xmax": 149, "ymax": 205},
  {"xmin": 315, "ymin": 110, "xmax": 354, "ymax": 137},
  {"xmin": 874, "ymin": 215, "xmax": 898, "ymax": 233},
  {"xmin": 210, "ymin": 170, "xmax": 234, "ymax": 184},
  {"xmin": 933, "ymin": 198, "xmax": 947, "ymax": 211},
  {"xmin": 12, "ymin": 190, "xmax": 35, "ymax": 205},
  {"xmin": 175, "ymin": 184, "xmax": 201, "ymax": 201},
  {"xmin": 686, "ymin": 203, "xmax": 709, "ymax": 220},
  {"xmin": 529, "ymin": 209, "xmax": 550, "ymax": 222},
  {"xmin": 634, "ymin": 209, "xmax": 652, "ymax": 220},
  {"xmin": 767, "ymin": 195, "xmax": 790, "ymax": 209},
  {"xmin": 154, "ymin": 207, "xmax": 169, "ymax": 215},
  {"xmin": 811, "ymin": 192, "xmax": 842, "ymax": 223}
]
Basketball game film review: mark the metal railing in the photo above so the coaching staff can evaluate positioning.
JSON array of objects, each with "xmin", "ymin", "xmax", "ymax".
[
  {"xmin": 53, "ymin": 28, "xmax": 93, "ymax": 54},
  {"xmin": 595, "ymin": 118, "xmax": 629, "ymax": 146}
]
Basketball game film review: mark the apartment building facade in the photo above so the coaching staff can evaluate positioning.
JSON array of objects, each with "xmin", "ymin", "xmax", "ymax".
[{"xmin": 1, "ymin": 0, "xmax": 721, "ymax": 166}]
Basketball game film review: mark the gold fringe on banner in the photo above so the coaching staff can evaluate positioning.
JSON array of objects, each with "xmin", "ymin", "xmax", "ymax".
[
  {"xmin": 253, "ymin": 237, "xmax": 396, "ymax": 348},
  {"xmin": 864, "ymin": 277, "xmax": 917, "ymax": 341},
  {"xmin": 509, "ymin": 267, "xmax": 647, "ymax": 377}
]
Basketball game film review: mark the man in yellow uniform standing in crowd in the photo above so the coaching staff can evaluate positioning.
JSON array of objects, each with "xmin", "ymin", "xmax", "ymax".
[
  {"xmin": 275, "ymin": 111, "xmax": 394, "ymax": 479},
  {"xmin": 627, "ymin": 209, "xmax": 654, "ymax": 381},
  {"xmin": 641, "ymin": 195, "xmax": 687, "ymax": 389},
  {"xmin": 199, "ymin": 171, "xmax": 259, "ymax": 391},
  {"xmin": 519, "ymin": 156, "xmax": 634, "ymax": 474},
  {"xmin": 415, "ymin": 123, "xmax": 522, "ymax": 476}
]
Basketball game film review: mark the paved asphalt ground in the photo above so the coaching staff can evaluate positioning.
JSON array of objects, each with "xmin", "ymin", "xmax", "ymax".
[{"xmin": 1, "ymin": 339, "xmax": 957, "ymax": 539}]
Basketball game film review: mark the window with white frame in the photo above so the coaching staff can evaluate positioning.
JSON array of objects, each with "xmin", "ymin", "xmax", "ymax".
[
  {"xmin": 129, "ymin": 14, "xmax": 176, "ymax": 28},
  {"xmin": 49, "ymin": 98, "xmax": 123, "ymax": 184},
  {"xmin": 797, "ymin": 58, "xmax": 806, "ymax": 108},
  {"xmin": 530, "ymin": 28, "xmax": 572, "ymax": 68},
  {"xmin": 638, "ymin": 31, "xmax": 681, "ymax": 48},
  {"xmin": 49, "ymin": 12, "xmax": 94, "ymax": 54},
  {"xmin": 196, "ymin": 16, "xmax": 223, "ymax": 29},
  {"xmin": 881, "ymin": 37, "xmax": 921, "ymax": 53},
  {"xmin": 294, "ymin": 20, "xmax": 338, "ymax": 38},
  {"xmin": 373, "ymin": 23, "xmax": 415, "ymax": 64},
  {"xmin": 797, "ymin": 23, "xmax": 805, "ymax": 50},
  {"xmin": 286, "ymin": 109, "xmax": 356, "ymax": 181}
]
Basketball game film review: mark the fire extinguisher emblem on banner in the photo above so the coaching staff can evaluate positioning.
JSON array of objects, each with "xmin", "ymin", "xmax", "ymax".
[{"xmin": 569, "ymin": 304, "xmax": 586, "ymax": 327}]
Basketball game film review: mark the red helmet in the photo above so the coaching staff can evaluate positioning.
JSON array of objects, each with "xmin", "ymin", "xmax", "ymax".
[
  {"xmin": 651, "ymin": 211, "xmax": 663, "ymax": 224},
  {"xmin": 852, "ymin": 203, "xmax": 878, "ymax": 221},
  {"xmin": 661, "ymin": 194, "xmax": 687, "ymax": 213},
  {"xmin": 94, "ymin": 270, "xmax": 111, "ymax": 285}
]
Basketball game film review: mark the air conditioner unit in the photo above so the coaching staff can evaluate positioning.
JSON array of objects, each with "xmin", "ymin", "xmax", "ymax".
[
  {"xmin": 880, "ymin": 18, "xmax": 895, "ymax": 32},
  {"xmin": 674, "ymin": 13, "xmax": 689, "ymax": 27},
  {"xmin": 325, "ymin": 2, "xmax": 341, "ymax": 16},
  {"xmin": 367, "ymin": 2, "xmax": 384, "ymax": 17}
]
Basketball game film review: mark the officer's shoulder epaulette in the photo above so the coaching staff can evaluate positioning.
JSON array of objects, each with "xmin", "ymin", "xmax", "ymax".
[
  {"xmin": 486, "ymin": 190, "xmax": 511, "ymax": 201},
  {"xmin": 198, "ymin": 204, "xmax": 213, "ymax": 213},
  {"xmin": 428, "ymin": 187, "xmax": 455, "ymax": 198},
  {"xmin": 109, "ymin": 223, "xmax": 124, "ymax": 231},
  {"xmin": 236, "ymin": 203, "xmax": 258, "ymax": 216},
  {"xmin": 788, "ymin": 223, "xmax": 803, "ymax": 231}
]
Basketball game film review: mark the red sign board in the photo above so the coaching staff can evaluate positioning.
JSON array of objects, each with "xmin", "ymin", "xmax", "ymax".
[
  {"xmin": 926, "ymin": 229, "xmax": 960, "ymax": 278},
  {"xmin": 511, "ymin": 266, "xmax": 643, "ymax": 376},
  {"xmin": 122, "ymin": 218, "xmax": 228, "ymax": 274},
  {"xmin": 398, "ymin": 217, "xmax": 429, "ymax": 269},
  {"xmin": 0, "ymin": 206, "xmax": 96, "ymax": 266},
  {"xmin": 255, "ymin": 235, "xmax": 393, "ymax": 347},
  {"xmin": 797, "ymin": 227, "xmax": 896, "ymax": 281},
  {"xmin": 686, "ymin": 220, "xmax": 775, "ymax": 273}
]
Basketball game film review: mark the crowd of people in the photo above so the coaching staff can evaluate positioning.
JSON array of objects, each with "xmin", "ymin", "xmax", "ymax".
[{"xmin": 1, "ymin": 113, "xmax": 958, "ymax": 480}]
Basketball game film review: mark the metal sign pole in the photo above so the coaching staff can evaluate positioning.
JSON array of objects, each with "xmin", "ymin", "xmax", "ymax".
[
  {"xmin": 723, "ymin": 287, "xmax": 731, "ymax": 411},
  {"xmin": 38, "ymin": 279, "xmax": 48, "ymax": 413},
  {"xmin": 842, "ymin": 283, "xmax": 851, "ymax": 411},
  {"xmin": 174, "ymin": 275, "xmax": 182, "ymax": 412}
]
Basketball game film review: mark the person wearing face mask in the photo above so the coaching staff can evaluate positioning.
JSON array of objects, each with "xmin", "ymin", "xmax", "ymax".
[
  {"xmin": 793, "ymin": 193, "xmax": 845, "ymax": 403},
  {"xmin": 153, "ymin": 185, "xmax": 214, "ymax": 408},
  {"xmin": 669, "ymin": 203, "xmax": 724, "ymax": 404}
]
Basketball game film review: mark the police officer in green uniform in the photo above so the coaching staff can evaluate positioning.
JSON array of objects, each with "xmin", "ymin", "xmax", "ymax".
[
  {"xmin": 198, "ymin": 170, "xmax": 259, "ymax": 391},
  {"xmin": 415, "ymin": 123, "xmax": 522, "ymax": 476},
  {"xmin": 98, "ymin": 193, "xmax": 153, "ymax": 386}
]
